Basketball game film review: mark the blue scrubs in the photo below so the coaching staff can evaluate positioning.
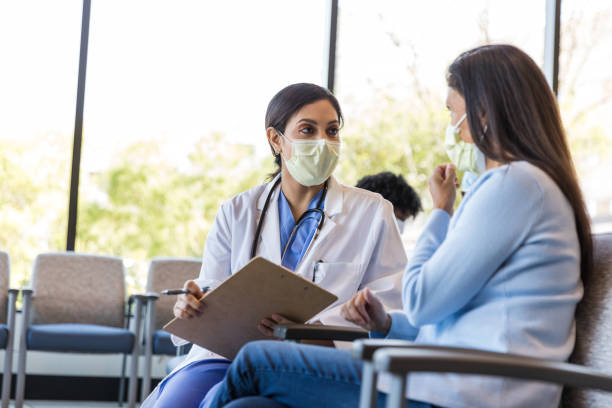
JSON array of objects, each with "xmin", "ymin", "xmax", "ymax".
[
  {"xmin": 144, "ymin": 188, "xmax": 325, "ymax": 408},
  {"xmin": 278, "ymin": 188, "xmax": 324, "ymax": 271}
]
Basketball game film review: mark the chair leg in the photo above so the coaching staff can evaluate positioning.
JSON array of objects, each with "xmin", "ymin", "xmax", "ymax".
[
  {"xmin": 118, "ymin": 353, "xmax": 128, "ymax": 406},
  {"xmin": 359, "ymin": 361, "xmax": 378, "ymax": 408},
  {"xmin": 119, "ymin": 295, "xmax": 134, "ymax": 406},
  {"xmin": 385, "ymin": 374, "xmax": 407, "ymax": 408},
  {"xmin": 15, "ymin": 290, "xmax": 33, "ymax": 408},
  {"xmin": 141, "ymin": 298, "xmax": 156, "ymax": 401},
  {"xmin": 127, "ymin": 296, "xmax": 144, "ymax": 408},
  {"xmin": 1, "ymin": 347, "xmax": 12, "ymax": 408},
  {"xmin": 14, "ymin": 348, "xmax": 27, "ymax": 408},
  {"xmin": 1, "ymin": 290, "xmax": 18, "ymax": 408}
]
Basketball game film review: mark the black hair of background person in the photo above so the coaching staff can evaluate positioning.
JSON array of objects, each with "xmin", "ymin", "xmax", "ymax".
[
  {"xmin": 356, "ymin": 172, "xmax": 422, "ymax": 219},
  {"xmin": 265, "ymin": 83, "xmax": 344, "ymax": 179},
  {"xmin": 447, "ymin": 44, "xmax": 593, "ymax": 282}
]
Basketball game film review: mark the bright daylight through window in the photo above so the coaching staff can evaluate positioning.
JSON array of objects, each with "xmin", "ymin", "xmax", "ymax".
[{"xmin": 0, "ymin": 0, "xmax": 610, "ymax": 291}]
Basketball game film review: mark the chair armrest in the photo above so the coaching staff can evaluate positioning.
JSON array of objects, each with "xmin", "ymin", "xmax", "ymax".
[
  {"xmin": 144, "ymin": 292, "xmax": 160, "ymax": 300},
  {"xmin": 126, "ymin": 293, "xmax": 150, "ymax": 313},
  {"xmin": 20, "ymin": 288, "xmax": 34, "ymax": 310},
  {"xmin": 274, "ymin": 324, "xmax": 368, "ymax": 342},
  {"xmin": 373, "ymin": 346, "xmax": 612, "ymax": 393},
  {"xmin": 128, "ymin": 293, "xmax": 151, "ymax": 303},
  {"xmin": 352, "ymin": 340, "xmax": 514, "ymax": 361},
  {"xmin": 141, "ymin": 292, "xmax": 160, "ymax": 307},
  {"xmin": 352, "ymin": 339, "xmax": 414, "ymax": 361},
  {"xmin": 6, "ymin": 288, "xmax": 18, "ymax": 330}
]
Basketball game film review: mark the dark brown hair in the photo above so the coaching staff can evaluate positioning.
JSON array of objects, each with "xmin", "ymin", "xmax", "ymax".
[
  {"xmin": 447, "ymin": 44, "xmax": 593, "ymax": 281},
  {"xmin": 265, "ymin": 83, "xmax": 343, "ymax": 178}
]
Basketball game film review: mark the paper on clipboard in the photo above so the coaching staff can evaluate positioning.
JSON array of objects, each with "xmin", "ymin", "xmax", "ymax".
[{"xmin": 163, "ymin": 256, "xmax": 338, "ymax": 359}]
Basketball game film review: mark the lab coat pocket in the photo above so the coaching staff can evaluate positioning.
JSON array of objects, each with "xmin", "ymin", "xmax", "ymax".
[{"xmin": 314, "ymin": 262, "xmax": 362, "ymax": 305}]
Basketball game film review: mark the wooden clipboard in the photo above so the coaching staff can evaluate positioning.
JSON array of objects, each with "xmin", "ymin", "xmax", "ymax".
[{"xmin": 163, "ymin": 256, "xmax": 338, "ymax": 359}]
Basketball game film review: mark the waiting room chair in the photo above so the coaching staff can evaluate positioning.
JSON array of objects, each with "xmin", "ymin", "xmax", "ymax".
[
  {"xmin": 355, "ymin": 232, "xmax": 612, "ymax": 407},
  {"xmin": 140, "ymin": 257, "xmax": 202, "ymax": 399},
  {"xmin": 14, "ymin": 252, "xmax": 145, "ymax": 408},
  {"xmin": 272, "ymin": 233, "xmax": 612, "ymax": 407},
  {"xmin": 0, "ymin": 251, "xmax": 18, "ymax": 408}
]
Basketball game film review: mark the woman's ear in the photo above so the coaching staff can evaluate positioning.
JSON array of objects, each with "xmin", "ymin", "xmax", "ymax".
[{"xmin": 267, "ymin": 127, "xmax": 282, "ymax": 154}]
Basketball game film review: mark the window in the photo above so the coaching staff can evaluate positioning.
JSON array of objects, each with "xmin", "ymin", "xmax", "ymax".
[
  {"xmin": 0, "ymin": 1, "xmax": 82, "ymax": 286},
  {"xmin": 335, "ymin": 0, "xmax": 545, "ymax": 246},
  {"xmin": 559, "ymin": 0, "xmax": 612, "ymax": 233},
  {"xmin": 76, "ymin": 1, "xmax": 328, "ymax": 291}
]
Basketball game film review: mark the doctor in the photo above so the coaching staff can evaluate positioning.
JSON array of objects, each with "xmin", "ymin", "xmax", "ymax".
[{"xmin": 142, "ymin": 83, "xmax": 407, "ymax": 408}]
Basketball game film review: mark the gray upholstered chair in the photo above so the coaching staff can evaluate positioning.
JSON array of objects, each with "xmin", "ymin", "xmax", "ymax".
[
  {"xmin": 0, "ymin": 251, "xmax": 18, "ymax": 408},
  {"xmin": 140, "ymin": 257, "xmax": 202, "ymax": 399},
  {"xmin": 14, "ymin": 252, "xmax": 145, "ymax": 408},
  {"xmin": 355, "ymin": 233, "xmax": 612, "ymax": 408}
]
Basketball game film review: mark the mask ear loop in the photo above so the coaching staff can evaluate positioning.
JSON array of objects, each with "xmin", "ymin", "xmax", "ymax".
[
  {"xmin": 481, "ymin": 123, "xmax": 488, "ymax": 141},
  {"xmin": 454, "ymin": 113, "xmax": 467, "ymax": 129}
]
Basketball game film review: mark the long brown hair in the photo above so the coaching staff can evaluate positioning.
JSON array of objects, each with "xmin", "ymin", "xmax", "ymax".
[{"xmin": 447, "ymin": 44, "xmax": 593, "ymax": 281}]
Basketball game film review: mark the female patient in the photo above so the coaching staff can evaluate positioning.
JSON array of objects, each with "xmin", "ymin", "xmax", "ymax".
[
  {"xmin": 207, "ymin": 45, "xmax": 593, "ymax": 408},
  {"xmin": 141, "ymin": 83, "xmax": 407, "ymax": 407}
]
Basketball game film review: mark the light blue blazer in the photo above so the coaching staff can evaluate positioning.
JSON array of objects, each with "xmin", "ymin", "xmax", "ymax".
[{"xmin": 375, "ymin": 161, "xmax": 583, "ymax": 408}]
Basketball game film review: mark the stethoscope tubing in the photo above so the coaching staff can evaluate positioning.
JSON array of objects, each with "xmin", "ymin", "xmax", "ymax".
[{"xmin": 250, "ymin": 177, "xmax": 328, "ymax": 260}]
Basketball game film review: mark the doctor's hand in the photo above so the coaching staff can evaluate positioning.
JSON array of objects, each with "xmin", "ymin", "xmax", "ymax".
[
  {"xmin": 173, "ymin": 280, "xmax": 207, "ymax": 319},
  {"xmin": 258, "ymin": 314, "xmax": 295, "ymax": 337},
  {"xmin": 429, "ymin": 163, "xmax": 458, "ymax": 216},
  {"xmin": 341, "ymin": 288, "xmax": 391, "ymax": 334}
]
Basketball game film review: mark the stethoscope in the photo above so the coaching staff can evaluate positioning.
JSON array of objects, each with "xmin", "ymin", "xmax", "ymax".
[{"xmin": 250, "ymin": 177, "xmax": 328, "ymax": 262}]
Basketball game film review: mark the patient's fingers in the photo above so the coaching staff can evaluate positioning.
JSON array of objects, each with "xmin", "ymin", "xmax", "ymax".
[
  {"xmin": 353, "ymin": 291, "xmax": 371, "ymax": 323},
  {"xmin": 342, "ymin": 299, "xmax": 367, "ymax": 327}
]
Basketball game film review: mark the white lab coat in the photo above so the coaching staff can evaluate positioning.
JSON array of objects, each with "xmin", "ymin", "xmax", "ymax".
[{"xmin": 171, "ymin": 175, "xmax": 407, "ymax": 371}]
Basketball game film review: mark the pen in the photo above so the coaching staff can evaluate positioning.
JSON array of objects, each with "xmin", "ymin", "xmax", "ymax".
[
  {"xmin": 313, "ymin": 260, "xmax": 323, "ymax": 283},
  {"xmin": 160, "ymin": 286, "xmax": 210, "ymax": 296}
]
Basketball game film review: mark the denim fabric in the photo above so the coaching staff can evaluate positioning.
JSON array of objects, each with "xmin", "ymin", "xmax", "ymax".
[
  {"xmin": 224, "ymin": 397, "xmax": 289, "ymax": 408},
  {"xmin": 207, "ymin": 341, "xmax": 438, "ymax": 408}
]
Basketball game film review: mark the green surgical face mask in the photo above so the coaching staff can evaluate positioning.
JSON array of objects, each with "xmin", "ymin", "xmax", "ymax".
[
  {"xmin": 444, "ymin": 113, "xmax": 486, "ymax": 174},
  {"xmin": 279, "ymin": 131, "xmax": 340, "ymax": 187}
]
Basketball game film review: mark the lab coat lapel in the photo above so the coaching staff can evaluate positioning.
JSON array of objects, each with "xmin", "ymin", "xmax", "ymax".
[{"xmin": 254, "ymin": 176, "xmax": 282, "ymax": 264}]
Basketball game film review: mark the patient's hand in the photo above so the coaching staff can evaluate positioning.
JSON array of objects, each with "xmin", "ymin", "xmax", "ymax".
[
  {"xmin": 173, "ymin": 280, "xmax": 207, "ymax": 319},
  {"xmin": 341, "ymin": 288, "xmax": 391, "ymax": 334},
  {"xmin": 258, "ymin": 314, "xmax": 295, "ymax": 336}
]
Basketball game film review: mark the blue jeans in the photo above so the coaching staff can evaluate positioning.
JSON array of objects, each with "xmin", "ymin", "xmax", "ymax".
[{"xmin": 207, "ymin": 341, "xmax": 438, "ymax": 408}]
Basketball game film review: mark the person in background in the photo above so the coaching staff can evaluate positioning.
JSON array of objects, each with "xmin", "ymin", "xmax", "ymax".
[
  {"xmin": 354, "ymin": 172, "xmax": 423, "ymax": 309},
  {"xmin": 356, "ymin": 172, "xmax": 422, "ymax": 234}
]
